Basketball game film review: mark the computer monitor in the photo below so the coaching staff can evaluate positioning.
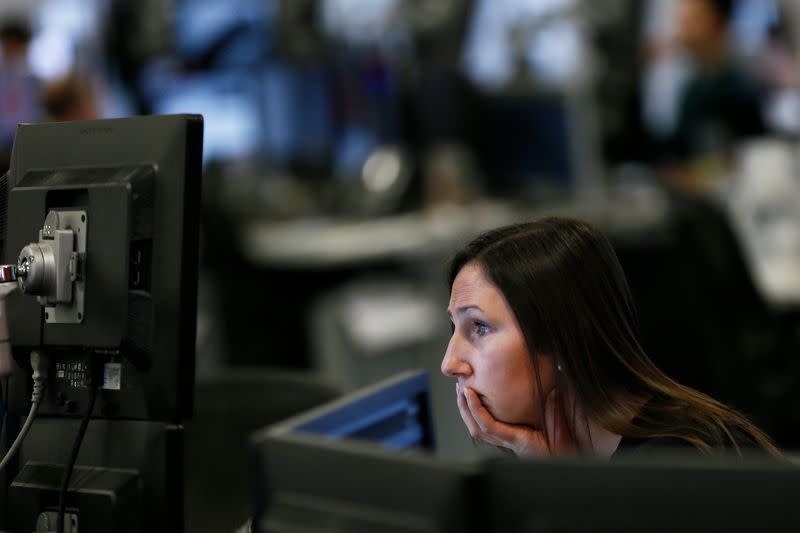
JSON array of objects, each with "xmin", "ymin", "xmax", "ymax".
[
  {"xmin": 3, "ymin": 114, "xmax": 202, "ymax": 422},
  {"xmin": 251, "ymin": 369, "xmax": 800, "ymax": 532},
  {"xmin": 9, "ymin": 419, "xmax": 183, "ymax": 533},
  {"xmin": 460, "ymin": 0, "xmax": 593, "ymax": 198},
  {"xmin": 272, "ymin": 369, "xmax": 434, "ymax": 449},
  {"xmin": 0, "ymin": 114, "xmax": 203, "ymax": 532},
  {"xmin": 152, "ymin": 75, "xmax": 263, "ymax": 165},
  {"xmin": 482, "ymin": 454, "xmax": 800, "ymax": 532},
  {"xmin": 472, "ymin": 92, "xmax": 575, "ymax": 195},
  {"xmin": 250, "ymin": 370, "xmax": 479, "ymax": 533}
]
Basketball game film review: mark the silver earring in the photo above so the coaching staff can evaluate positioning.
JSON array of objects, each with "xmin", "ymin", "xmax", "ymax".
[{"xmin": 557, "ymin": 363, "xmax": 563, "ymax": 371}]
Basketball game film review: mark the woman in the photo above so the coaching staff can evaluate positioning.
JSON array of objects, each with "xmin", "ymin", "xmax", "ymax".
[{"xmin": 441, "ymin": 217, "xmax": 780, "ymax": 458}]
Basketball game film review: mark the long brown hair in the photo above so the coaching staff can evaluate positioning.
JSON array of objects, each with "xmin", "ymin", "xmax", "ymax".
[{"xmin": 449, "ymin": 217, "xmax": 780, "ymax": 456}]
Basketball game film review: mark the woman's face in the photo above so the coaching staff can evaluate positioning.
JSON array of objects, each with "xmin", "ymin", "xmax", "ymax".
[
  {"xmin": 441, "ymin": 262, "xmax": 556, "ymax": 428},
  {"xmin": 676, "ymin": 0, "xmax": 723, "ymax": 54}
]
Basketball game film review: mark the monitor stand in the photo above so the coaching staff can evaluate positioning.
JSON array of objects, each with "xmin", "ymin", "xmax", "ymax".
[{"xmin": 5, "ymin": 419, "xmax": 182, "ymax": 533}]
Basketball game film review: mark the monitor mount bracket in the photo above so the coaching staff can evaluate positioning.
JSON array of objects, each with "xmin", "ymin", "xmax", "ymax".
[{"xmin": 2, "ymin": 209, "xmax": 87, "ymax": 324}]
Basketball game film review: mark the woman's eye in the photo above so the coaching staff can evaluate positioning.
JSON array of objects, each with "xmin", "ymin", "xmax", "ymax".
[{"xmin": 473, "ymin": 321, "xmax": 490, "ymax": 336}]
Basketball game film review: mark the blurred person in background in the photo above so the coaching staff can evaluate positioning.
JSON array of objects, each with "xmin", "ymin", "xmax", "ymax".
[
  {"xmin": 42, "ymin": 71, "xmax": 99, "ymax": 122},
  {"xmin": 663, "ymin": 0, "xmax": 767, "ymax": 168},
  {"xmin": 0, "ymin": 18, "xmax": 42, "ymax": 173},
  {"xmin": 0, "ymin": 19, "xmax": 32, "ymax": 82}
]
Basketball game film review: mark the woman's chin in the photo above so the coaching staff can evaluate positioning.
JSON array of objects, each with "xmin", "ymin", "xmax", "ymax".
[{"xmin": 479, "ymin": 397, "xmax": 537, "ymax": 428}]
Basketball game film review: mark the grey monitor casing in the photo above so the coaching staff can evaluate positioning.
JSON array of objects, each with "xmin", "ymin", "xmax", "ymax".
[{"xmin": 2, "ymin": 114, "xmax": 202, "ymax": 422}]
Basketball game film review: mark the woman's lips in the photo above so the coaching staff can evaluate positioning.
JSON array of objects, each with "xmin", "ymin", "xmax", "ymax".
[
  {"xmin": 459, "ymin": 383, "xmax": 490, "ymax": 407},
  {"xmin": 457, "ymin": 384, "xmax": 495, "ymax": 417}
]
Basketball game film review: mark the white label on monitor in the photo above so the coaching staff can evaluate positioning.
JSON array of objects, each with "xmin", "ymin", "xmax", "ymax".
[{"xmin": 102, "ymin": 363, "xmax": 122, "ymax": 390}]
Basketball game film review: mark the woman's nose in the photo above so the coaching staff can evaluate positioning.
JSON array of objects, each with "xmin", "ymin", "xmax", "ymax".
[{"xmin": 441, "ymin": 336, "xmax": 472, "ymax": 378}]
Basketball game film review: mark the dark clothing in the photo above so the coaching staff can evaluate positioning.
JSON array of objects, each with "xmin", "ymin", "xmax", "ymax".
[
  {"xmin": 615, "ymin": 434, "xmax": 696, "ymax": 457},
  {"xmin": 612, "ymin": 398, "xmax": 762, "ymax": 459},
  {"xmin": 614, "ymin": 431, "xmax": 755, "ymax": 456},
  {"xmin": 665, "ymin": 61, "xmax": 766, "ymax": 162},
  {"xmin": 613, "ymin": 427, "xmax": 766, "ymax": 461}
]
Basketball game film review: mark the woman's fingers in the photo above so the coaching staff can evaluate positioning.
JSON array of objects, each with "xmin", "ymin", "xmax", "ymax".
[
  {"xmin": 455, "ymin": 383, "xmax": 578, "ymax": 456},
  {"xmin": 456, "ymin": 383, "xmax": 482, "ymax": 439},
  {"xmin": 463, "ymin": 387, "xmax": 516, "ymax": 444},
  {"xmin": 461, "ymin": 386, "xmax": 550, "ymax": 455},
  {"xmin": 457, "ymin": 384, "xmax": 506, "ymax": 446}
]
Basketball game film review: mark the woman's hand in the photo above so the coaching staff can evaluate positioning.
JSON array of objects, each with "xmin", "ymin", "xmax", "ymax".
[{"xmin": 456, "ymin": 382, "xmax": 575, "ymax": 457}]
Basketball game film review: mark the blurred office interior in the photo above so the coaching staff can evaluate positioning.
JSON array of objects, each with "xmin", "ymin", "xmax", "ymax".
[{"xmin": 4, "ymin": 0, "xmax": 800, "ymax": 530}]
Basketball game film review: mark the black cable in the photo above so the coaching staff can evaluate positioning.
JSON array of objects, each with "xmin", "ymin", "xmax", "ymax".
[
  {"xmin": 0, "ymin": 375, "xmax": 7, "ymax": 529},
  {"xmin": 1, "ymin": 375, "xmax": 7, "ymax": 444},
  {"xmin": 0, "ymin": 373, "xmax": 9, "ymax": 440},
  {"xmin": 56, "ymin": 384, "xmax": 98, "ymax": 533}
]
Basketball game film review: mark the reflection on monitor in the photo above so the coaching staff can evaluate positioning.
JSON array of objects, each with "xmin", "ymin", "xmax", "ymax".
[
  {"xmin": 270, "ymin": 369, "xmax": 434, "ymax": 450},
  {"xmin": 250, "ymin": 370, "xmax": 478, "ymax": 533}
]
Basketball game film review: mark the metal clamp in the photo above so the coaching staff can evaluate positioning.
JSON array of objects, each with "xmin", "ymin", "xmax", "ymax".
[{"xmin": 14, "ymin": 209, "xmax": 87, "ymax": 324}]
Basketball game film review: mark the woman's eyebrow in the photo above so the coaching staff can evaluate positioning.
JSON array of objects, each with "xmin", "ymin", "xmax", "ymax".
[{"xmin": 447, "ymin": 305, "xmax": 484, "ymax": 319}]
